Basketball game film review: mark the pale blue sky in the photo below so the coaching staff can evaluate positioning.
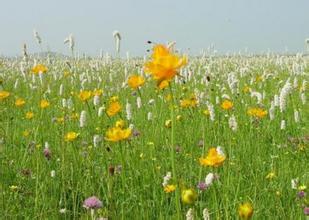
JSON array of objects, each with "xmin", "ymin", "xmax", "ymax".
[{"xmin": 0, "ymin": 0, "xmax": 308, "ymax": 56}]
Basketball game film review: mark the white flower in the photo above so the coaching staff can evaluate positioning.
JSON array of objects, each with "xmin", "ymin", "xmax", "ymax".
[
  {"xmin": 67, "ymin": 98, "xmax": 73, "ymax": 109},
  {"xmin": 148, "ymin": 99, "xmax": 155, "ymax": 105},
  {"xmin": 207, "ymin": 103, "xmax": 215, "ymax": 121},
  {"xmin": 205, "ymin": 173, "xmax": 215, "ymax": 186},
  {"xmin": 251, "ymin": 91, "xmax": 263, "ymax": 104},
  {"xmin": 280, "ymin": 120, "xmax": 286, "ymax": 130},
  {"xmin": 93, "ymin": 135, "xmax": 102, "ymax": 147},
  {"xmin": 269, "ymin": 101, "xmax": 275, "ymax": 120},
  {"xmin": 228, "ymin": 115, "xmax": 237, "ymax": 131},
  {"xmin": 126, "ymin": 102, "xmax": 132, "ymax": 120},
  {"xmin": 291, "ymin": 178, "xmax": 299, "ymax": 189},
  {"xmin": 93, "ymin": 95, "xmax": 100, "ymax": 106},
  {"xmin": 113, "ymin": 30, "xmax": 121, "ymax": 53},
  {"xmin": 59, "ymin": 84, "xmax": 64, "ymax": 96},
  {"xmin": 294, "ymin": 110, "xmax": 300, "ymax": 123},
  {"xmin": 64, "ymin": 34, "xmax": 75, "ymax": 52},
  {"xmin": 98, "ymin": 106, "xmax": 105, "ymax": 117},
  {"xmin": 186, "ymin": 208, "xmax": 194, "ymax": 220},
  {"xmin": 202, "ymin": 208, "xmax": 210, "ymax": 220},
  {"xmin": 279, "ymin": 80, "xmax": 292, "ymax": 112},
  {"xmin": 216, "ymin": 146, "xmax": 224, "ymax": 157},
  {"xmin": 51, "ymin": 170, "xmax": 56, "ymax": 178},
  {"xmin": 300, "ymin": 93, "xmax": 306, "ymax": 105},
  {"xmin": 147, "ymin": 112, "xmax": 153, "ymax": 121},
  {"xmin": 136, "ymin": 97, "xmax": 142, "ymax": 109},
  {"xmin": 162, "ymin": 172, "xmax": 172, "ymax": 187},
  {"xmin": 59, "ymin": 208, "xmax": 66, "ymax": 214},
  {"xmin": 79, "ymin": 110, "xmax": 87, "ymax": 128}
]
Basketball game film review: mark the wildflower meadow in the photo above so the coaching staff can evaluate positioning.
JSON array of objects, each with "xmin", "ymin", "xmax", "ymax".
[{"xmin": 0, "ymin": 41, "xmax": 308, "ymax": 219}]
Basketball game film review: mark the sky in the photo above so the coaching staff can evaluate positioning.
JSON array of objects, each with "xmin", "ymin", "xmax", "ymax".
[{"xmin": 0, "ymin": 0, "xmax": 309, "ymax": 57}]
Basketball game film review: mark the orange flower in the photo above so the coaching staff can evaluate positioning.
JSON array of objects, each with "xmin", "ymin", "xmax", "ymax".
[
  {"xmin": 199, "ymin": 147, "xmax": 226, "ymax": 167},
  {"xmin": 221, "ymin": 100, "xmax": 233, "ymax": 110},
  {"xmin": 32, "ymin": 64, "xmax": 48, "ymax": 74},
  {"xmin": 128, "ymin": 75, "xmax": 145, "ymax": 89},
  {"xmin": 106, "ymin": 101, "xmax": 121, "ymax": 117},
  {"xmin": 0, "ymin": 91, "xmax": 10, "ymax": 101},
  {"xmin": 247, "ymin": 107, "xmax": 267, "ymax": 119},
  {"xmin": 78, "ymin": 90, "xmax": 92, "ymax": 102},
  {"xmin": 144, "ymin": 44, "xmax": 187, "ymax": 87}
]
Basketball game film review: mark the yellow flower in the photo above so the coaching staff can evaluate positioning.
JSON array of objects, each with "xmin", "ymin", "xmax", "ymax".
[
  {"xmin": 221, "ymin": 100, "xmax": 233, "ymax": 110},
  {"xmin": 266, "ymin": 172, "xmax": 276, "ymax": 180},
  {"xmin": 22, "ymin": 130, "xmax": 30, "ymax": 137},
  {"xmin": 247, "ymin": 107, "xmax": 267, "ymax": 119},
  {"xmin": 199, "ymin": 147, "xmax": 226, "ymax": 167},
  {"xmin": 238, "ymin": 202, "xmax": 253, "ymax": 219},
  {"xmin": 56, "ymin": 117, "xmax": 64, "ymax": 124},
  {"xmin": 298, "ymin": 185, "xmax": 307, "ymax": 191},
  {"xmin": 105, "ymin": 126, "xmax": 132, "ymax": 142},
  {"xmin": 9, "ymin": 185, "xmax": 19, "ymax": 192},
  {"xmin": 181, "ymin": 188, "xmax": 197, "ymax": 204},
  {"xmin": 176, "ymin": 115, "xmax": 182, "ymax": 121},
  {"xmin": 180, "ymin": 95, "xmax": 198, "ymax": 108},
  {"xmin": 164, "ymin": 184, "xmax": 176, "ymax": 193},
  {"xmin": 106, "ymin": 101, "xmax": 122, "ymax": 117},
  {"xmin": 110, "ymin": 96, "xmax": 119, "ymax": 102},
  {"xmin": 15, "ymin": 98, "xmax": 26, "ymax": 107},
  {"xmin": 40, "ymin": 99, "xmax": 50, "ymax": 109},
  {"xmin": 93, "ymin": 89, "xmax": 103, "ymax": 96},
  {"xmin": 70, "ymin": 113, "xmax": 79, "ymax": 120},
  {"xmin": 128, "ymin": 75, "xmax": 145, "ymax": 89},
  {"xmin": 165, "ymin": 119, "xmax": 172, "ymax": 128},
  {"xmin": 25, "ymin": 111, "xmax": 34, "ymax": 119},
  {"xmin": 203, "ymin": 109, "xmax": 210, "ymax": 116},
  {"xmin": 64, "ymin": 132, "xmax": 79, "ymax": 142},
  {"xmin": 165, "ymin": 94, "xmax": 172, "ymax": 102},
  {"xmin": 63, "ymin": 71, "xmax": 71, "ymax": 77},
  {"xmin": 144, "ymin": 44, "xmax": 187, "ymax": 87},
  {"xmin": 32, "ymin": 64, "xmax": 48, "ymax": 74},
  {"xmin": 255, "ymin": 75, "xmax": 263, "ymax": 82},
  {"xmin": 78, "ymin": 90, "xmax": 92, "ymax": 102},
  {"xmin": 115, "ymin": 119, "xmax": 125, "ymax": 128},
  {"xmin": 243, "ymin": 86, "xmax": 251, "ymax": 93},
  {"xmin": 0, "ymin": 90, "xmax": 10, "ymax": 101}
]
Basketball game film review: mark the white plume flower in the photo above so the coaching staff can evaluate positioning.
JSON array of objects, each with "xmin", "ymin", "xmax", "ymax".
[{"xmin": 79, "ymin": 110, "xmax": 87, "ymax": 128}]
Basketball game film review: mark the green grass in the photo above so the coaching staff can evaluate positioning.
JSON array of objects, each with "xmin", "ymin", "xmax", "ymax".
[{"xmin": 0, "ymin": 55, "xmax": 308, "ymax": 219}]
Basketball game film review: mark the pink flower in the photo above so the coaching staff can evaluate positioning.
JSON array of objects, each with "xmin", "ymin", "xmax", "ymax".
[
  {"xmin": 43, "ymin": 147, "xmax": 51, "ymax": 160},
  {"xmin": 83, "ymin": 196, "xmax": 103, "ymax": 209},
  {"xmin": 304, "ymin": 207, "xmax": 309, "ymax": 216}
]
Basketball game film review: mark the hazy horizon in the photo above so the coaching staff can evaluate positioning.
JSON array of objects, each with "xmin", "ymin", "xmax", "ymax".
[{"xmin": 1, "ymin": 0, "xmax": 309, "ymax": 57}]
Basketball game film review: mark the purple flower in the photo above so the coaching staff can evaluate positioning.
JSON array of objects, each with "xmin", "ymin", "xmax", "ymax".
[
  {"xmin": 83, "ymin": 196, "xmax": 103, "ymax": 209},
  {"xmin": 197, "ymin": 182, "xmax": 207, "ymax": 191},
  {"xmin": 304, "ymin": 207, "xmax": 309, "ymax": 216},
  {"xmin": 43, "ymin": 147, "xmax": 51, "ymax": 160},
  {"xmin": 133, "ymin": 129, "xmax": 141, "ymax": 137},
  {"xmin": 297, "ymin": 191, "xmax": 306, "ymax": 199},
  {"xmin": 175, "ymin": 145, "xmax": 182, "ymax": 153}
]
